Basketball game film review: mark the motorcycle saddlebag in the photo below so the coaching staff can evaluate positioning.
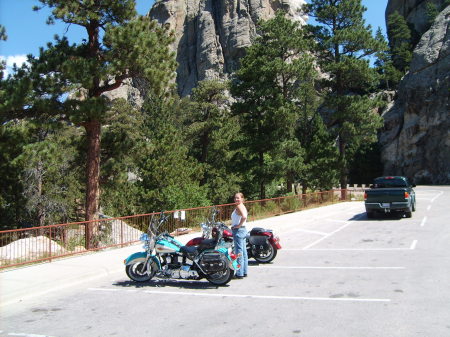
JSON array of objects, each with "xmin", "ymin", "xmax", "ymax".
[
  {"xmin": 199, "ymin": 252, "xmax": 227, "ymax": 273},
  {"xmin": 249, "ymin": 236, "xmax": 270, "ymax": 250}
]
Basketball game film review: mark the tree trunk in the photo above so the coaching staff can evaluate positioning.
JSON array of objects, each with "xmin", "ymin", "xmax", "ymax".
[
  {"xmin": 259, "ymin": 151, "xmax": 265, "ymax": 199},
  {"xmin": 338, "ymin": 137, "xmax": 347, "ymax": 200},
  {"xmin": 84, "ymin": 120, "xmax": 101, "ymax": 221},
  {"xmin": 286, "ymin": 173, "xmax": 293, "ymax": 194}
]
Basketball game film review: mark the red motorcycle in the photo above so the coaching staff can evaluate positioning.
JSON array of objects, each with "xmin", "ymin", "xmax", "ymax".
[
  {"xmin": 186, "ymin": 209, "xmax": 281, "ymax": 263},
  {"xmin": 246, "ymin": 227, "xmax": 281, "ymax": 263}
]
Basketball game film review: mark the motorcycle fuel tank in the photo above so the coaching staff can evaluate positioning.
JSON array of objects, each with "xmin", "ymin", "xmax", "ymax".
[{"xmin": 155, "ymin": 240, "xmax": 180, "ymax": 253}]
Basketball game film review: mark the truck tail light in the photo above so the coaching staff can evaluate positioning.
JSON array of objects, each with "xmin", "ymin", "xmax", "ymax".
[
  {"xmin": 404, "ymin": 191, "xmax": 410, "ymax": 199},
  {"xmin": 364, "ymin": 192, "xmax": 368, "ymax": 200}
]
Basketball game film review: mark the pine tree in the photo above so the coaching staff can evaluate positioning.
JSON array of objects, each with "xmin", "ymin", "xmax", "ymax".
[
  {"xmin": 231, "ymin": 11, "xmax": 313, "ymax": 199},
  {"xmin": 100, "ymin": 99, "xmax": 144, "ymax": 216},
  {"xmin": 0, "ymin": 25, "xmax": 6, "ymax": 78},
  {"xmin": 386, "ymin": 11, "xmax": 413, "ymax": 73},
  {"xmin": 0, "ymin": 120, "xmax": 83, "ymax": 229},
  {"xmin": 303, "ymin": 0, "xmax": 384, "ymax": 195},
  {"xmin": 137, "ymin": 94, "xmax": 210, "ymax": 212},
  {"xmin": 184, "ymin": 80, "xmax": 241, "ymax": 204},
  {"xmin": 374, "ymin": 28, "xmax": 403, "ymax": 90},
  {"xmin": 13, "ymin": 121, "xmax": 84, "ymax": 226},
  {"xmin": 0, "ymin": 0, "xmax": 177, "ymax": 226},
  {"xmin": 425, "ymin": 0, "xmax": 450, "ymax": 30}
]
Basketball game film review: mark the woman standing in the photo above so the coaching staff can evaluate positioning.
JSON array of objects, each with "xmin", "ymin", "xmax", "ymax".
[{"xmin": 231, "ymin": 192, "xmax": 248, "ymax": 279}]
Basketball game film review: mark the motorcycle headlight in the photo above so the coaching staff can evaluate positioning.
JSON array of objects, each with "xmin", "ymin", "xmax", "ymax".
[{"xmin": 140, "ymin": 233, "xmax": 149, "ymax": 243}]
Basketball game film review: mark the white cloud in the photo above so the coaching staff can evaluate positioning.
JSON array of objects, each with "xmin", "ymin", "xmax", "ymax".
[{"xmin": 0, "ymin": 54, "xmax": 29, "ymax": 77}]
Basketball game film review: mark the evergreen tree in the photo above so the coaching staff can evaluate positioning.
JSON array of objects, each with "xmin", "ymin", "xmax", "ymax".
[
  {"xmin": 0, "ymin": 121, "xmax": 31, "ymax": 229},
  {"xmin": 0, "ymin": 25, "xmax": 6, "ymax": 78},
  {"xmin": 297, "ymin": 114, "xmax": 339, "ymax": 193},
  {"xmin": 303, "ymin": 0, "xmax": 384, "ymax": 194},
  {"xmin": 100, "ymin": 99, "xmax": 144, "ymax": 216},
  {"xmin": 348, "ymin": 142, "xmax": 383, "ymax": 185},
  {"xmin": 0, "ymin": 120, "xmax": 83, "ymax": 229},
  {"xmin": 374, "ymin": 28, "xmax": 403, "ymax": 90},
  {"xmin": 425, "ymin": 1, "xmax": 450, "ymax": 30},
  {"xmin": 13, "ymin": 121, "xmax": 84, "ymax": 226},
  {"xmin": 0, "ymin": 0, "xmax": 176, "ymax": 224},
  {"xmin": 184, "ymin": 80, "xmax": 241, "ymax": 204},
  {"xmin": 231, "ymin": 11, "xmax": 313, "ymax": 199},
  {"xmin": 137, "ymin": 94, "xmax": 210, "ymax": 212},
  {"xmin": 386, "ymin": 11, "xmax": 413, "ymax": 74}
]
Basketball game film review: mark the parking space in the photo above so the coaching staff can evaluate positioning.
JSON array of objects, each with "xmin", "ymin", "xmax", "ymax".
[{"xmin": 1, "ymin": 187, "xmax": 448, "ymax": 337}]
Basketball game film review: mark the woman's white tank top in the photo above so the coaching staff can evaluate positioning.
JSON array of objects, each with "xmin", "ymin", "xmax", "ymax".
[{"xmin": 231, "ymin": 209, "xmax": 246, "ymax": 228}]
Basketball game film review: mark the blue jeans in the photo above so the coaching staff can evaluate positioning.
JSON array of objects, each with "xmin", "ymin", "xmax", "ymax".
[{"xmin": 232, "ymin": 227, "xmax": 248, "ymax": 277}]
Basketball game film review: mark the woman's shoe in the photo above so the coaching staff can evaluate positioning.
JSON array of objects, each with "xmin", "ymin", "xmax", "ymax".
[{"xmin": 235, "ymin": 275, "xmax": 244, "ymax": 279}]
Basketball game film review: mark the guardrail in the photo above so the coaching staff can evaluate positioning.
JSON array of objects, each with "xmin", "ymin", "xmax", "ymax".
[{"xmin": 0, "ymin": 189, "xmax": 364, "ymax": 269}]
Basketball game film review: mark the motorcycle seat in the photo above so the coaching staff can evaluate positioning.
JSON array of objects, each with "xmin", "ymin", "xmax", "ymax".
[
  {"xmin": 198, "ymin": 238, "xmax": 217, "ymax": 250},
  {"xmin": 250, "ymin": 227, "xmax": 270, "ymax": 235},
  {"xmin": 180, "ymin": 245, "xmax": 197, "ymax": 255}
]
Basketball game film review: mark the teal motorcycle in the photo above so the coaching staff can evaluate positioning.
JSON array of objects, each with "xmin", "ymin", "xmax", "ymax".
[{"xmin": 124, "ymin": 212, "xmax": 239, "ymax": 286}]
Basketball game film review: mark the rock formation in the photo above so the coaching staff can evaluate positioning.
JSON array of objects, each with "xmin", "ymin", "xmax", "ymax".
[
  {"xmin": 386, "ymin": 0, "xmax": 448, "ymax": 37},
  {"xmin": 150, "ymin": 0, "xmax": 307, "ymax": 97},
  {"xmin": 380, "ymin": 5, "xmax": 450, "ymax": 184}
]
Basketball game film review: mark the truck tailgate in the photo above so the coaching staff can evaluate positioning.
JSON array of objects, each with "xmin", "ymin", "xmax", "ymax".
[{"xmin": 365, "ymin": 188, "xmax": 407, "ymax": 203}]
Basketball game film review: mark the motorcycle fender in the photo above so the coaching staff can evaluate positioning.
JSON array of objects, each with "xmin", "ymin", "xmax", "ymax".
[
  {"xmin": 220, "ymin": 248, "xmax": 239, "ymax": 271},
  {"xmin": 230, "ymin": 259, "xmax": 239, "ymax": 270},
  {"xmin": 124, "ymin": 252, "xmax": 147, "ymax": 265},
  {"xmin": 124, "ymin": 253, "xmax": 161, "ymax": 270}
]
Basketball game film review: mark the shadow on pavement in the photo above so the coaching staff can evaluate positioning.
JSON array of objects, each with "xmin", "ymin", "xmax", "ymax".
[
  {"xmin": 349, "ymin": 212, "xmax": 404, "ymax": 221},
  {"xmin": 113, "ymin": 278, "xmax": 231, "ymax": 290}
]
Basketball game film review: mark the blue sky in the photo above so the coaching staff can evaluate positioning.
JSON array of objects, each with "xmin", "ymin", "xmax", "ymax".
[{"xmin": 1, "ymin": 0, "xmax": 388, "ymax": 75}]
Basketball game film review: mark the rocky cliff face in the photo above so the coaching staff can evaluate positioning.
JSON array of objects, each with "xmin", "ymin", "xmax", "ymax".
[
  {"xmin": 150, "ymin": 0, "xmax": 307, "ymax": 97},
  {"xmin": 380, "ymin": 5, "xmax": 450, "ymax": 184},
  {"xmin": 386, "ymin": 0, "xmax": 447, "ymax": 37}
]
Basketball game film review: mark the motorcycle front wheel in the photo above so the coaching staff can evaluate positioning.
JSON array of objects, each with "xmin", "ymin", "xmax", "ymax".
[
  {"xmin": 253, "ymin": 244, "xmax": 277, "ymax": 263},
  {"xmin": 125, "ymin": 260, "xmax": 156, "ymax": 282},
  {"xmin": 206, "ymin": 267, "xmax": 233, "ymax": 286}
]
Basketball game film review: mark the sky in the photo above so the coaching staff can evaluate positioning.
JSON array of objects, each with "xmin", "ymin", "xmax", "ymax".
[{"xmin": 0, "ymin": 0, "xmax": 388, "ymax": 76}]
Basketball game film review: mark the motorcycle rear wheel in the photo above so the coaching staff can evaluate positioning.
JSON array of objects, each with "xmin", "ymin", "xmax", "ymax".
[
  {"xmin": 206, "ymin": 267, "xmax": 233, "ymax": 286},
  {"xmin": 126, "ymin": 261, "xmax": 156, "ymax": 282},
  {"xmin": 253, "ymin": 244, "xmax": 277, "ymax": 263}
]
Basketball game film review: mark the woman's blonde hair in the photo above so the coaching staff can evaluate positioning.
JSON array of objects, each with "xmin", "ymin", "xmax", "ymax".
[{"xmin": 234, "ymin": 192, "xmax": 245, "ymax": 200}]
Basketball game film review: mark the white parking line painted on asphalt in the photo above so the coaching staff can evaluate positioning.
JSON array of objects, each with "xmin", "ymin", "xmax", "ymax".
[
  {"xmin": 325, "ymin": 219, "xmax": 349, "ymax": 223},
  {"xmin": 302, "ymin": 222, "xmax": 353, "ymax": 250},
  {"xmin": 6, "ymin": 333, "xmax": 57, "ymax": 337},
  {"xmin": 430, "ymin": 191, "xmax": 444, "ymax": 203},
  {"xmin": 0, "ymin": 268, "xmax": 124, "ymax": 309},
  {"xmin": 420, "ymin": 217, "xmax": 427, "ymax": 227},
  {"xmin": 256, "ymin": 266, "xmax": 405, "ymax": 270},
  {"xmin": 301, "ymin": 214, "xmax": 367, "ymax": 251},
  {"xmin": 88, "ymin": 288, "xmax": 391, "ymax": 303},
  {"xmin": 88, "ymin": 288, "xmax": 119, "ymax": 292},
  {"xmin": 292, "ymin": 246, "xmax": 413, "ymax": 251},
  {"xmin": 292, "ymin": 228, "xmax": 329, "ymax": 236}
]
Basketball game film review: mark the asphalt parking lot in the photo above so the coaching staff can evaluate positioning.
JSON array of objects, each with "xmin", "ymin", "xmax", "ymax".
[{"xmin": 1, "ymin": 186, "xmax": 449, "ymax": 337}]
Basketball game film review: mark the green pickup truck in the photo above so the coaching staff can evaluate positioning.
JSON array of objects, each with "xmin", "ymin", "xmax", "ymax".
[{"xmin": 364, "ymin": 176, "xmax": 416, "ymax": 218}]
